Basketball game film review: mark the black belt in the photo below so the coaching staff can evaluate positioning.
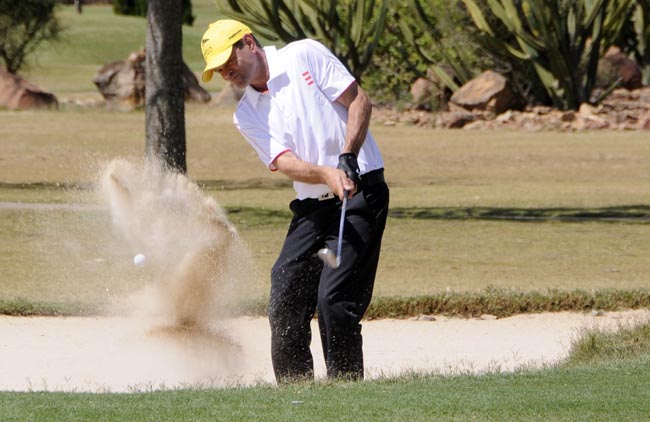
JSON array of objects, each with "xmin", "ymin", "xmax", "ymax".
[{"xmin": 358, "ymin": 168, "xmax": 385, "ymax": 190}]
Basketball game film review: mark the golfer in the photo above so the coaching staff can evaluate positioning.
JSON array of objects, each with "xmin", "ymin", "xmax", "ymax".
[{"xmin": 200, "ymin": 20, "xmax": 389, "ymax": 382}]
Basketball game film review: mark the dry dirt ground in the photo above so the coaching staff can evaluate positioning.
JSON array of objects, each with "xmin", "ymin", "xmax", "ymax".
[{"xmin": 2, "ymin": 310, "xmax": 649, "ymax": 392}]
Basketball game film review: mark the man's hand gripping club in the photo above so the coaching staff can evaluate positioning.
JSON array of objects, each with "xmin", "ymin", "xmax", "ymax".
[{"xmin": 336, "ymin": 152, "xmax": 361, "ymax": 200}]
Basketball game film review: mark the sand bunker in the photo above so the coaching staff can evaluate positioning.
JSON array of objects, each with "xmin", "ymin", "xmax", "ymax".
[{"xmin": 1, "ymin": 310, "xmax": 649, "ymax": 392}]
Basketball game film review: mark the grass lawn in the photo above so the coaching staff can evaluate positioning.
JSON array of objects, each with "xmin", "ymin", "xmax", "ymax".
[
  {"xmin": 3, "ymin": 205, "xmax": 650, "ymax": 306},
  {"xmin": 1, "ymin": 357, "xmax": 650, "ymax": 421},
  {"xmin": 2, "ymin": 104, "xmax": 649, "ymax": 310},
  {"xmin": 23, "ymin": 1, "xmax": 226, "ymax": 94}
]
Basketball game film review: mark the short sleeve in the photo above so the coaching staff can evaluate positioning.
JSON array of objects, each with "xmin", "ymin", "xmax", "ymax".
[
  {"xmin": 234, "ymin": 104, "xmax": 292, "ymax": 171},
  {"xmin": 302, "ymin": 40, "xmax": 356, "ymax": 102}
]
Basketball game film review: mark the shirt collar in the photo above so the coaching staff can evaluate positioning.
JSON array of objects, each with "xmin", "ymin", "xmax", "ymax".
[
  {"xmin": 244, "ymin": 46, "xmax": 282, "ymax": 109},
  {"xmin": 265, "ymin": 46, "xmax": 283, "ymax": 82}
]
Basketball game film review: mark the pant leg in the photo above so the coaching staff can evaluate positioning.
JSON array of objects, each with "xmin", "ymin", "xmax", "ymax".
[
  {"xmin": 317, "ymin": 182, "xmax": 389, "ymax": 379},
  {"xmin": 268, "ymin": 199, "xmax": 337, "ymax": 382}
]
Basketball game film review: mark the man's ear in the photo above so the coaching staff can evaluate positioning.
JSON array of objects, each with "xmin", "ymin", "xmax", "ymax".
[{"xmin": 243, "ymin": 34, "xmax": 255, "ymax": 50}]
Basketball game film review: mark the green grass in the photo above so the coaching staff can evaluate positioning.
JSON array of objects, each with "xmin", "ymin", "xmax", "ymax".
[
  {"xmin": 1, "ymin": 357, "xmax": 650, "ymax": 421},
  {"xmin": 23, "ymin": 2, "xmax": 226, "ymax": 94},
  {"xmin": 3, "ymin": 101, "xmax": 648, "ymax": 315},
  {"xmin": 567, "ymin": 320, "xmax": 650, "ymax": 365},
  {"xmin": 2, "ymin": 110, "xmax": 650, "ymax": 312},
  {"xmin": 2, "ymin": 106, "xmax": 650, "ymax": 207},
  {"xmin": 3, "ymin": 198, "xmax": 650, "ymax": 307}
]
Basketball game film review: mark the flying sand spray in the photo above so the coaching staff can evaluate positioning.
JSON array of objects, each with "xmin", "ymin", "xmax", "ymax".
[{"xmin": 99, "ymin": 159, "xmax": 247, "ymax": 329}]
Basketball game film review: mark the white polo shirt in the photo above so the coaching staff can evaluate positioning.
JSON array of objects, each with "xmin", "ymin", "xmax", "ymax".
[{"xmin": 233, "ymin": 39, "xmax": 384, "ymax": 200}]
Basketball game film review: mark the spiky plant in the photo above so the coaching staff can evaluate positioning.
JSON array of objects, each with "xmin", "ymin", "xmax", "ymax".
[
  {"xmin": 216, "ymin": 0, "xmax": 387, "ymax": 83},
  {"xmin": 462, "ymin": 0, "xmax": 635, "ymax": 110}
]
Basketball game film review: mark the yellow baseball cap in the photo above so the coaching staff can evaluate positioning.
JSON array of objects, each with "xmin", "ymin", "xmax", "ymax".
[{"xmin": 201, "ymin": 20, "xmax": 252, "ymax": 83}]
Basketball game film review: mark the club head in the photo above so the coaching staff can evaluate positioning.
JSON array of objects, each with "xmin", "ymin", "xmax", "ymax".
[{"xmin": 317, "ymin": 248, "xmax": 339, "ymax": 269}]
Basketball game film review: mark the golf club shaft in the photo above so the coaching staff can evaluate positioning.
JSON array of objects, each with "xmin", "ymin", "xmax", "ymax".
[{"xmin": 335, "ymin": 191, "xmax": 348, "ymax": 266}]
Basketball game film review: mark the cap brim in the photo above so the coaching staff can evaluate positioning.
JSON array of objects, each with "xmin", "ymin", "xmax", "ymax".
[
  {"xmin": 201, "ymin": 46, "xmax": 233, "ymax": 83},
  {"xmin": 202, "ymin": 69, "xmax": 214, "ymax": 83}
]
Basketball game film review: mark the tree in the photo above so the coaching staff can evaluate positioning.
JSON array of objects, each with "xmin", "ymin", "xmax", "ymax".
[
  {"xmin": 112, "ymin": 0, "xmax": 195, "ymax": 26},
  {"xmin": 0, "ymin": 0, "xmax": 61, "ymax": 74},
  {"xmin": 145, "ymin": 0, "xmax": 187, "ymax": 173}
]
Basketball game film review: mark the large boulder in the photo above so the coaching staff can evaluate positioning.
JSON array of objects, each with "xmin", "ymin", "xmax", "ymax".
[
  {"xmin": 93, "ymin": 49, "xmax": 211, "ymax": 110},
  {"xmin": 0, "ymin": 67, "xmax": 58, "ymax": 110},
  {"xmin": 410, "ymin": 65, "xmax": 457, "ymax": 111},
  {"xmin": 597, "ymin": 46, "xmax": 643, "ymax": 91},
  {"xmin": 450, "ymin": 70, "xmax": 517, "ymax": 115}
]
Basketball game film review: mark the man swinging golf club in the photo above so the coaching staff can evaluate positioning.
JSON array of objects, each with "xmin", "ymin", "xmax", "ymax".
[{"xmin": 200, "ymin": 20, "xmax": 389, "ymax": 382}]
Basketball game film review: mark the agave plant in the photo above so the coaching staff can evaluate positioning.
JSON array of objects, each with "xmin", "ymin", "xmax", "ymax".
[
  {"xmin": 462, "ymin": 0, "xmax": 635, "ymax": 110},
  {"xmin": 216, "ymin": 0, "xmax": 388, "ymax": 83},
  {"xmin": 403, "ymin": 0, "xmax": 484, "ymax": 91},
  {"xmin": 632, "ymin": 0, "xmax": 649, "ymax": 85}
]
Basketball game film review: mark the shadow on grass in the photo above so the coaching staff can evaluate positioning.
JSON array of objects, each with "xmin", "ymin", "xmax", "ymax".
[
  {"xmin": 4, "ymin": 182, "xmax": 650, "ymax": 222},
  {"xmin": 389, "ymin": 205, "xmax": 650, "ymax": 222}
]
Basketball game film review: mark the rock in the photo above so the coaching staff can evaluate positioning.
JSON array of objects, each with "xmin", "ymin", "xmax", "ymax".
[
  {"xmin": 578, "ymin": 102, "xmax": 598, "ymax": 117},
  {"xmin": 597, "ymin": 46, "xmax": 643, "ymax": 91},
  {"xmin": 561, "ymin": 111, "xmax": 575, "ymax": 122},
  {"xmin": 435, "ymin": 110, "xmax": 476, "ymax": 128},
  {"xmin": 530, "ymin": 105, "xmax": 554, "ymax": 115},
  {"xmin": 637, "ymin": 115, "xmax": 650, "ymax": 130},
  {"xmin": 183, "ymin": 67, "xmax": 212, "ymax": 104},
  {"xmin": 93, "ymin": 48, "xmax": 211, "ymax": 110},
  {"xmin": 371, "ymin": 85, "xmax": 650, "ymax": 133},
  {"xmin": 92, "ymin": 52, "xmax": 145, "ymax": 110},
  {"xmin": 411, "ymin": 314, "xmax": 437, "ymax": 322},
  {"xmin": 572, "ymin": 114, "xmax": 610, "ymax": 131},
  {"xmin": 480, "ymin": 314, "xmax": 498, "ymax": 320},
  {"xmin": 0, "ymin": 67, "xmax": 58, "ymax": 110},
  {"xmin": 450, "ymin": 70, "xmax": 517, "ymax": 115},
  {"xmin": 410, "ymin": 77, "xmax": 434, "ymax": 110},
  {"xmin": 495, "ymin": 110, "xmax": 517, "ymax": 123},
  {"xmin": 410, "ymin": 66, "xmax": 457, "ymax": 111}
]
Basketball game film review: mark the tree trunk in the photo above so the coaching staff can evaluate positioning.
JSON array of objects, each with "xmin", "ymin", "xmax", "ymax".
[{"xmin": 145, "ymin": 0, "xmax": 187, "ymax": 173}]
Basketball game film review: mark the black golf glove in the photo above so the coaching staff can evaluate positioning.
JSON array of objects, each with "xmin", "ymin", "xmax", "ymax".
[{"xmin": 337, "ymin": 153, "xmax": 362, "ymax": 185}]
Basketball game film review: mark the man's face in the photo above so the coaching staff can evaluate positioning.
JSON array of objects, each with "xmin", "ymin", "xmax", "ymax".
[{"xmin": 215, "ymin": 37, "xmax": 255, "ymax": 89}]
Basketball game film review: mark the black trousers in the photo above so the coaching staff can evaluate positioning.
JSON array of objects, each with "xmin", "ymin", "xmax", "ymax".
[{"xmin": 269, "ymin": 172, "xmax": 389, "ymax": 382}]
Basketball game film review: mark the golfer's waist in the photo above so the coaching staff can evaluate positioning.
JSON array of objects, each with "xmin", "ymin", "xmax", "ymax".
[
  {"xmin": 318, "ymin": 168, "xmax": 385, "ymax": 201},
  {"xmin": 306, "ymin": 168, "xmax": 386, "ymax": 203},
  {"xmin": 358, "ymin": 168, "xmax": 385, "ymax": 190}
]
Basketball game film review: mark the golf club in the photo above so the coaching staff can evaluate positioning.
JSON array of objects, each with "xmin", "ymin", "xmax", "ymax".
[{"xmin": 317, "ymin": 190, "xmax": 348, "ymax": 269}]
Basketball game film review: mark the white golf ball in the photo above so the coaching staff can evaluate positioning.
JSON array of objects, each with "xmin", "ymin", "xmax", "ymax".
[{"xmin": 133, "ymin": 253, "xmax": 147, "ymax": 267}]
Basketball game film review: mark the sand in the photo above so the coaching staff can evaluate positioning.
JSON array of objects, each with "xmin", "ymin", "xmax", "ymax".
[{"xmin": 1, "ymin": 309, "xmax": 649, "ymax": 392}]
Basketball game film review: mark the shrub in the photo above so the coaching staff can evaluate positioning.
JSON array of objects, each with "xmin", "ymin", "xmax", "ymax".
[
  {"xmin": 111, "ymin": 0, "xmax": 195, "ymax": 26},
  {"xmin": 0, "ymin": 0, "xmax": 62, "ymax": 74},
  {"xmin": 461, "ymin": 0, "xmax": 636, "ymax": 109},
  {"xmin": 216, "ymin": 0, "xmax": 387, "ymax": 84}
]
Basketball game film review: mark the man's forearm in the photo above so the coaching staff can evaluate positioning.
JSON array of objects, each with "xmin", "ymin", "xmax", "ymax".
[
  {"xmin": 275, "ymin": 153, "xmax": 328, "ymax": 184},
  {"xmin": 274, "ymin": 152, "xmax": 354, "ymax": 198},
  {"xmin": 338, "ymin": 84, "xmax": 372, "ymax": 155}
]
